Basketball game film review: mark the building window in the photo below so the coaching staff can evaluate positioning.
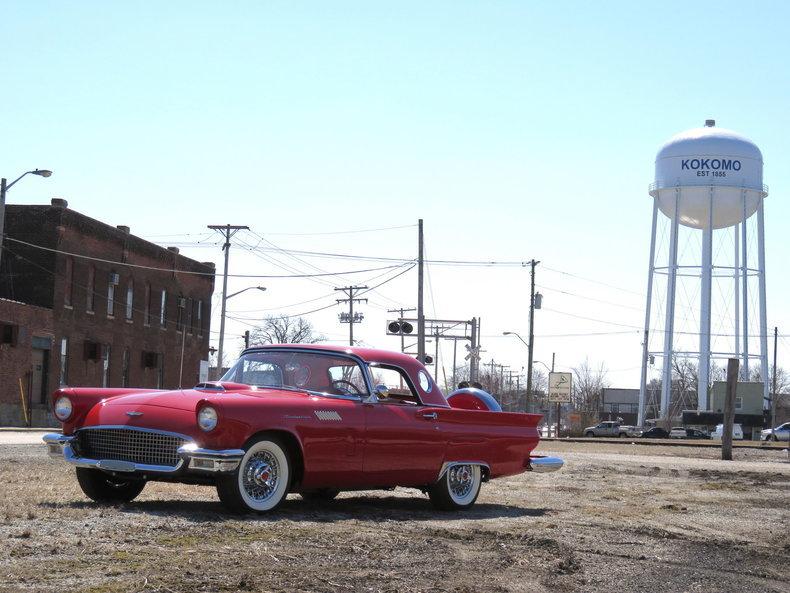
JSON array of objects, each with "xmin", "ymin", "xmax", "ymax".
[
  {"xmin": 160, "ymin": 290, "xmax": 167, "ymax": 327},
  {"xmin": 186, "ymin": 298, "xmax": 193, "ymax": 334},
  {"xmin": 196, "ymin": 300, "xmax": 203, "ymax": 336},
  {"xmin": 176, "ymin": 296, "xmax": 185, "ymax": 332},
  {"xmin": 125, "ymin": 280, "xmax": 134, "ymax": 320},
  {"xmin": 107, "ymin": 271, "xmax": 118, "ymax": 317},
  {"xmin": 59, "ymin": 338, "xmax": 69, "ymax": 386},
  {"xmin": 86, "ymin": 265, "xmax": 95, "ymax": 312},
  {"xmin": 144, "ymin": 283, "xmax": 152, "ymax": 326},
  {"xmin": 122, "ymin": 348, "xmax": 130, "ymax": 387},
  {"xmin": 735, "ymin": 396, "xmax": 742, "ymax": 410},
  {"xmin": 102, "ymin": 345, "xmax": 111, "ymax": 387},
  {"xmin": 64, "ymin": 257, "xmax": 74, "ymax": 307}
]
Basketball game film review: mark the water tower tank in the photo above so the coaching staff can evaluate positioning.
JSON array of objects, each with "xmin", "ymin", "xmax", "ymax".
[{"xmin": 649, "ymin": 120, "xmax": 767, "ymax": 229}]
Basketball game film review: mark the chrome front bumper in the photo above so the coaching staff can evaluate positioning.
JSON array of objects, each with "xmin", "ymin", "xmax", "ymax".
[
  {"xmin": 528, "ymin": 455, "xmax": 564, "ymax": 473},
  {"xmin": 43, "ymin": 433, "xmax": 244, "ymax": 475}
]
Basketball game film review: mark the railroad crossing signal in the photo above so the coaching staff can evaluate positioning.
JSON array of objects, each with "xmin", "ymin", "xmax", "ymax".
[
  {"xmin": 464, "ymin": 344, "xmax": 481, "ymax": 362},
  {"xmin": 386, "ymin": 320, "xmax": 414, "ymax": 335}
]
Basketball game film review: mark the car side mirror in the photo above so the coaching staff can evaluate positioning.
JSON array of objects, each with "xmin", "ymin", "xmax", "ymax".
[{"xmin": 374, "ymin": 384, "xmax": 390, "ymax": 399}]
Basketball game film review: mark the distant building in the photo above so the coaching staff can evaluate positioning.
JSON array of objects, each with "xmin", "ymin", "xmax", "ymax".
[
  {"xmin": 601, "ymin": 388, "xmax": 644, "ymax": 426},
  {"xmin": 0, "ymin": 198, "xmax": 214, "ymax": 425},
  {"xmin": 683, "ymin": 381, "xmax": 768, "ymax": 440}
]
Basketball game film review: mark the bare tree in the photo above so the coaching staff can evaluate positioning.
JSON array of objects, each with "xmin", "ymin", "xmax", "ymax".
[
  {"xmin": 671, "ymin": 356, "xmax": 698, "ymax": 416},
  {"xmin": 571, "ymin": 359, "xmax": 608, "ymax": 413},
  {"xmin": 249, "ymin": 315, "xmax": 324, "ymax": 346}
]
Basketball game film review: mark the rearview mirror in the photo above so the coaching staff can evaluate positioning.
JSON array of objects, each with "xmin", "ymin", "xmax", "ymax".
[{"xmin": 374, "ymin": 384, "xmax": 390, "ymax": 399}]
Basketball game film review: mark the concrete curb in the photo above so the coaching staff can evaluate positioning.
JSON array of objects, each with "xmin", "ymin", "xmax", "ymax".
[
  {"xmin": 541, "ymin": 436, "xmax": 787, "ymax": 450},
  {"xmin": 0, "ymin": 427, "xmax": 60, "ymax": 432}
]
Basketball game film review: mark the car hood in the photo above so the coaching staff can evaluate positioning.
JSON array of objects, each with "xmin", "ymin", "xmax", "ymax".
[{"xmin": 103, "ymin": 386, "xmax": 310, "ymax": 411}]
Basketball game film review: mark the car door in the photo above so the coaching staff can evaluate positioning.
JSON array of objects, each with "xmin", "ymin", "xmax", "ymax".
[{"xmin": 362, "ymin": 364, "xmax": 446, "ymax": 486}]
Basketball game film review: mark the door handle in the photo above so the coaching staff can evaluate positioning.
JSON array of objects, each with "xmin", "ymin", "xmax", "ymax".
[{"xmin": 422, "ymin": 412, "xmax": 438, "ymax": 420}]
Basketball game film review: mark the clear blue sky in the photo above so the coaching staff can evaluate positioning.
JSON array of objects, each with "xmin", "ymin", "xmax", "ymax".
[{"xmin": 3, "ymin": 1, "xmax": 789, "ymax": 387}]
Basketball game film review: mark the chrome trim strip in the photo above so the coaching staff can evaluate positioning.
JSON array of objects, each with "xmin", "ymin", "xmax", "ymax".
[
  {"xmin": 529, "ymin": 456, "xmax": 564, "ymax": 473},
  {"xmin": 436, "ymin": 460, "xmax": 490, "ymax": 482}
]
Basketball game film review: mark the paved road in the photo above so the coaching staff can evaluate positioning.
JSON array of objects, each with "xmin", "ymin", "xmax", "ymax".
[{"xmin": 0, "ymin": 430, "xmax": 50, "ymax": 445}]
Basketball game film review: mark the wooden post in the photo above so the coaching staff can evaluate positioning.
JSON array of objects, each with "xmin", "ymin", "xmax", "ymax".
[
  {"xmin": 18, "ymin": 377, "xmax": 29, "ymax": 427},
  {"xmin": 722, "ymin": 358, "xmax": 739, "ymax": 461}
]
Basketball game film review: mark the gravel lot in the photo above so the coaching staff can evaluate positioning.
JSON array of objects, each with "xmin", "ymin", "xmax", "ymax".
[{"xmin": 1, "ymin": 439, "xmax": 788, "ymax": 593}]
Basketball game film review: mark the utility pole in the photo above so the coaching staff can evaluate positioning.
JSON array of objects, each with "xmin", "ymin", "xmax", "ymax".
[
  {"xmin": 772, "ymin": 326, "xmax": 778, "ymax": 439},
  {"xmin": 469, "ymin": 317, "xmax": 478, "ymax": 382},
  {"xmin": 526, "ymin": 259, "xmax": 540, "ymax": 411},
  {"xmin": 722, "ymin": 358, "xmax": 739, "ymax": 461},
  {"xmin": 552, "ymin": 353, "xmax": 561, "ymax": 437},
  {"xmin": 335, "ymin": 286, "xmax": 368, "ymax": 345},
  {"xmin": 244, "ymin": 330, "xmax": 250, "ymax": 349},
  {"xmin": 388, "ymin": 307, "xmax": 416, "ymax": 353},
  {"xmin": 208, "ymin": 224, "xmax": 250, "ymax": 379},
  {"xmin": 417, "ymin": 219, "xmax": 426, "ymax": 363}
]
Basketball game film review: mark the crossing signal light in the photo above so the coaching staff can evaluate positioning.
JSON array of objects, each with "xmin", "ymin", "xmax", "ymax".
[{"xmin": 386, "ymin": 320, "xmax": 414, "ymax": 335}]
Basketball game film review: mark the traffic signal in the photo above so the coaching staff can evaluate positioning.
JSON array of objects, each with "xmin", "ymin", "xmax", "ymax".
[{"xmin": 386, "ymin": 320, "xmax": 414, "ymax": 335}]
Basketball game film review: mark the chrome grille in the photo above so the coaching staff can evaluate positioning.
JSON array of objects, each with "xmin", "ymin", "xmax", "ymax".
[{"xmin": 78, "ymin": 428, "xmax": 187, "ymax": 468}]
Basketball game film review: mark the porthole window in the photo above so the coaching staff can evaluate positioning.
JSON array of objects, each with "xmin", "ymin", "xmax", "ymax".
[{"xmin": 418, "ymin": 370, "xmax": 432, "ymax": 393}]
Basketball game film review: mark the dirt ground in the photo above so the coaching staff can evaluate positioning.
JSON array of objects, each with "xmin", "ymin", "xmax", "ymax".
[{"xmin": 1, "ymin": 440, "xmax": 788, "ymax": 593}]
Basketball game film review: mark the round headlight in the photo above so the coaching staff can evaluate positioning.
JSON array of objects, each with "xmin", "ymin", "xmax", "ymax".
[
  {"xmin": 54, "ymin": 396, "xmax": 73, "ymax": 421},
  {"xmin": 197, "ymin": 406, "xmax": 218, "ymax": 432}
]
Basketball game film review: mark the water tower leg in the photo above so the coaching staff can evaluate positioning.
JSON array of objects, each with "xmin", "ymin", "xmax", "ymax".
[
  {"xmin": 638, "ymin": 199, "xmax": 659, "ymax": 427},
  {"xmin": 741, "ymin": 192, "xmax": 750, "ymax": 378},
  {"xmin": 698, "ymin": 188, "xmax": 714, "ymax": 411},
  {"xmin": 757, "ymin": 197, "xmax": 770, "ymax": 410},
  {"xmin": 734, "ymin": 221, "xmax": 740, "ymax": 364},
  {"xmin": 661, "ymin": 189, "xmax": 681, "ymax": 422}
]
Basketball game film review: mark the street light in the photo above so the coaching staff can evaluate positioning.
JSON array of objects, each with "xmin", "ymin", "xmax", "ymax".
[
  {"xmin": 0, "ymin": 169, "xmax": 53, "ymax": 262},
  {"xmin": 503, "ymin": 331, "xmax": 529, "ymax": 349},
  {"xmin": 226, "ymin": 286, "xmax": 266, "ymax": 300},
  {"xmin": 215, "ymin": 286, "xmax": 267, "ymax": 379}
]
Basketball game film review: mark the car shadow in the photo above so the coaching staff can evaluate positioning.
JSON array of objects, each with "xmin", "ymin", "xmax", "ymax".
[{"xmin": 39, "ymin": 494, "xmax": 548, "ymax": 523}]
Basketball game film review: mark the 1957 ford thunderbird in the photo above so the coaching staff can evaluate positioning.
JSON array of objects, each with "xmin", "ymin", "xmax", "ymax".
[{"xmin": 44, "ymin": 345, "xmax": 562, "ymax": 513}]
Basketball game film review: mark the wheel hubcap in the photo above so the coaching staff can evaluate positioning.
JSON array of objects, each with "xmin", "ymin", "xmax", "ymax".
[
  {"xmin": 448, "ymin": 464, "xmax": 474, "ymax": 499},
  {"xmin": 242, "ymin": 451, "xmax": 280, "ymax": 501}
]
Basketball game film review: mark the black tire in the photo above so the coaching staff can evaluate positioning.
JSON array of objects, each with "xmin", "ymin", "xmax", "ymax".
[
  {"xmin": 217, "ymin": 436, "xmax": 291, "ymax": 514},
  {"xmin": 618, "ymin": 432, "xmax": 626, "ymax": 438},
  {"xmin": 75, "ymin": 468, "xmax": 146, "ymax": 503},
  {"xmin": 428, "ymin": 464, "xmax": 482, "ymax": 511},
  {"xmin": 299, "ymin": 488, "xmax": 340, "ymax": 502},
  {"xmin": 585, "ymin": 431, "xmax": 595, "ymax": 438},
  {"xmin": 771, "ymin": 435, "xmax": 779, "ymax": 442}
]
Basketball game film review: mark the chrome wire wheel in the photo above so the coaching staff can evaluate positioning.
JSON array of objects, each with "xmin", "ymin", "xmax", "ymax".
[
  {"xmin": 242, "ymin": 450, "xmax": 280, "ymax": 502},
  {"xmin": 448, "ymin": 465, "xmax": 475, "ymax": 500},
  {"xmin": 443, "ymin": 464, "xmax": 482, "ymax": 508},
  {"xmin": 232, "ymin": 439, "xmax": 290, "ymax": 512}
]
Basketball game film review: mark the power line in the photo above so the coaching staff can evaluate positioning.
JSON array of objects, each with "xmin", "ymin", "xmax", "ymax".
[{"xmin": 2, "ymin": 235, "xmax": 407, "ymax": 278}]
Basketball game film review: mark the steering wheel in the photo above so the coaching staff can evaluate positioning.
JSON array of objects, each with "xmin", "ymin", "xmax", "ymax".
[{"xmin": 331, "ymin": 379, "xmax": 362, "ymax": 395}]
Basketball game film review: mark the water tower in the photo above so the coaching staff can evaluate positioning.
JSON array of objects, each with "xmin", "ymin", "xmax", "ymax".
[{"xmin": 638, "ymin": 120, "xmax": 769, "ymax": 425}]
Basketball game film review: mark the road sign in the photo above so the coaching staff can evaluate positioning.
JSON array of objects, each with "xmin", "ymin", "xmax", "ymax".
[{"xmin": 548, "ymin": 372, "xmax": 572, "ymax": 403}]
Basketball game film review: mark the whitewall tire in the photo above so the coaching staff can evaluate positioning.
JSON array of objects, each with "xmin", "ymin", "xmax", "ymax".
[
  {"xmin": 217, "ymin": 437, "xmax": 291, "ymax": 513},
  {"xmin": 428, "ymin": 464, "xmax": 482, "ymax": 511}
]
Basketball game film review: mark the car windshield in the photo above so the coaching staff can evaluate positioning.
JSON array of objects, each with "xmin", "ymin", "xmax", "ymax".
[{"xmin": 221, "ymin": 350, "xmax": 370, "ymax": 397}]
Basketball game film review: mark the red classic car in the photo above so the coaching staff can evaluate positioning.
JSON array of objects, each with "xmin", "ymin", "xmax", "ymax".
[{"xmin": 43, "ymin": 344, "xmax": 562, "ymax": 513}]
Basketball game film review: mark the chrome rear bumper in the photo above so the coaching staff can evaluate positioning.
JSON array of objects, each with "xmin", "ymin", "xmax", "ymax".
[
  {"xmin": 43, "ymin": 433, "xmax": 244, "ymax": 475},
  {"xmin": 528, "ymin": 455, "xmax": 564, "ymax": 473}
]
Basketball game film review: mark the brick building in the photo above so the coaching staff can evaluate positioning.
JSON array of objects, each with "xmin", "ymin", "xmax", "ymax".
[{"xmin": 0, "ymin": 199, "xmax": 215, "ymax": 425}]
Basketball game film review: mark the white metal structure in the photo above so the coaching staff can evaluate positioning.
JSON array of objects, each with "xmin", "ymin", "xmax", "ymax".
[{"xmin": 638, "ymin": 120, "xmax": 769, "ymax": 426}]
